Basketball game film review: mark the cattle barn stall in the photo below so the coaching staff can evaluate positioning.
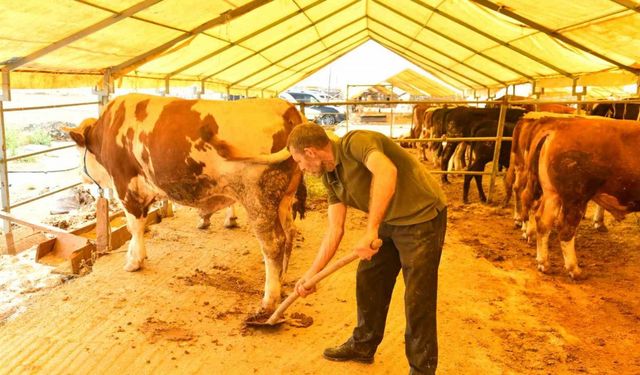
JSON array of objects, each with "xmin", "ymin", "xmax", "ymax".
[{"xmin": 1, "ymin": 0, "xmax": 640, "ymax": 373}]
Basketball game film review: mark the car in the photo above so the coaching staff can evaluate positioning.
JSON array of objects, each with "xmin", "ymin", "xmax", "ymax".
[
  {"xmin": 283, "ymin": 90, "xmax": 346, "ymax": 126},
  {"xmin": 278, "ymin": 92, "xmax": 322, "ymax": 122}
]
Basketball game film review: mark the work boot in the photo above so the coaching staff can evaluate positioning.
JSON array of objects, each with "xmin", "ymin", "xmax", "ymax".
[{"xmin": 323, "ymin": 338, "xmax": 375, "ymax": 364}]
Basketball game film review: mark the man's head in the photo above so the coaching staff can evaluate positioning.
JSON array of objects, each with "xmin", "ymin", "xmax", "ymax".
[{"xmin": 287, "ymin": 122, "xmax": 335, "ymax": 177}]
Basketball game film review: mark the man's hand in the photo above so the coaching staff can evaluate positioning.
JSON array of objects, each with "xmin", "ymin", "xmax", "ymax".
[
  {"xmin": 354, "ymin": 232, "xmax": 381, "ymax": 260},
  {"xmin": 295, "ymin": 275, "xmax": 317, "ymax": 297}
]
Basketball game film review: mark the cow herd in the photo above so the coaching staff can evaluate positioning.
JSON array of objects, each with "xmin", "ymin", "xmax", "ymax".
[
  {"xmin": 64, "ymin": 94, "xmax": 639, "ymax": 314},
  {"xmin": 411, "ymin": 100, "xmax": 640, "ymax": 279}
]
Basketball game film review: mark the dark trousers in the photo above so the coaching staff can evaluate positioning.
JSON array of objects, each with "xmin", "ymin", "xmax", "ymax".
[{"xmin": 352, "ymin": 208, "xmax": 447, "ymax": 374}]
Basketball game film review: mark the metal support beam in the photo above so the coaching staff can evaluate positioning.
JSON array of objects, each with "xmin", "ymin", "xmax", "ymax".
[
  {"xmin": 487, "ymin": 98, "xmax": 508, "ymax": 203},
  {"xmin": 610, "ymin": 0, "xmax": 640, "ymax": 13},
  {"xmin": 110, "ymin": 0, "xmax": 273, "ymax": 78},
  {"xmin": 369, "ymin": 17, "xmax": 505, "ymax": 85},
  {"xmin": 370, "ymin": 31, "xmax": 480, "ymax": 89},
  {"xmin": 263, "ymin": 37, "xmax": 369, "ymax": 91},
  {"xmin": 373, "ymin": 0, "xmax": 534, "ymax": 80},
  {"xmin": 2, "ymin": 0, "xmax": 163, "ymax": 70},
  {"xmin": 0, "ymin": 100, "xmax": 14, "ymax": 254},
  {"xmin": 472, "ymin": 0, "xmax": 640, "ymax": 75},
  {"xmin": 164, "ymin": 78, "xmax": 170, "ymax": 96},
  {"xmin": 168, "ymin": 0, "xmax": 327, "ymax": 79},
  {"xmin": 411, "ymin": 0, "xmax": 573, "ymax": 78},
  {"xmin": 196, "ymin": 0, "xmax": 357, "ymax": 82},
  {"xmin": 246, "ymin": 28, "xmax": 366, "ymax": 89}
]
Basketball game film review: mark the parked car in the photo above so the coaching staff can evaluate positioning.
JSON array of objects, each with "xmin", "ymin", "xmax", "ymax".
[{"xmin": 283, "ymin": 90, "xmax": 345, "ymax": 125}]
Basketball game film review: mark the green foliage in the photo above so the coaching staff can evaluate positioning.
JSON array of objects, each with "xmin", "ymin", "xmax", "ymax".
[
  {"xmin": 27, "ymin": 128, "xmax": 52, "ymax": 146},
  {"xmin": 5, "ymin": 128, "xmax": 25, "ymax": 156}
]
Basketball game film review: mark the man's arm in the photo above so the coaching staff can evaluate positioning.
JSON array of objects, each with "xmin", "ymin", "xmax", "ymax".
[
  {"xmin": 296, "ymin": 202, "xmax": 347, "ymax": 297},
  {"xmin": 355, "ymin": 151, "xmax": 397, "ymax": 260}
]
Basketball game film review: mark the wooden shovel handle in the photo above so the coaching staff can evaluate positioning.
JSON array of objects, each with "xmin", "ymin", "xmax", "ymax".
[{"xmin": 265, "ymin": 238, "xmax": 383, "ymax": 324}]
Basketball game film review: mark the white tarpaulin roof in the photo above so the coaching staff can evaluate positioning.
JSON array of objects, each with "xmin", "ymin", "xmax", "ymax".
[{"xmin": 1, "ymin": 0, "xmax": 639, "ymax": 96}]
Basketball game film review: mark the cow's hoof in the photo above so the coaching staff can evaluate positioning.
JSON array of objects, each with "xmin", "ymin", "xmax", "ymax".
[
  {"xmin": 567, "ymin": 267, "xmax": 584, "ymax": 280},
  {"xmin": 514, "ymin": 220, "xmax": 523, "ymax": 229},
  {"xmin": 224, "ymin": 216, "xmax": 238, "ymax": 229},
  {"xmin": 537, "ymin": 262, "xmax": 550, "ymax": 274},
  {"xmin": 594, "ymin": 224, "xmax": 608, "ymax": 233},
  {"xmin": 463, "ymin": 199, "xmax": 470, "ymax": 204},
  {"xmin": 123, "ymin": 260, "xmax": 142, "ymax": 272},
  {"xmin": 196, "ymin": 219, "xmax": 211, "ymax": 230}
]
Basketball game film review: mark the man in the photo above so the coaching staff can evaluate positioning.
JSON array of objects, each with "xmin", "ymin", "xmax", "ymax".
[{"xmin": 287, "ymin": 123, "xmax": 447, "ymax": 374}]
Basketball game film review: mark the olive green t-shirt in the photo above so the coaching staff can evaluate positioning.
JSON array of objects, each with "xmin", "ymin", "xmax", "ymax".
[{"xmin": 322, "ymin": 130, "xmax": 447, "ymax": 225}]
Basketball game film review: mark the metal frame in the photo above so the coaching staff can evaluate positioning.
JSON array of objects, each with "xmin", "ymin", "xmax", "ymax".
[
  {"xmin": 611, "ymin": 0, "xmax": 640, "ymax": 13},
  {"xmin": 410, "ymin": 0, "xmax": 573, "ymax": 78},
  {"xmin": 109, "ymin": 0, "xmax": 273, "ymax": 78},
  {"xmin": 265, "ymin": 36, "xmax": 370, "ymax": 92},
  {"xmin": 252, "ymin": 30, "xmax": 369, "ymax": 90},
  {"xmin": 370, "ymin": 32, "xmax": 479, "ymax": 89},
  {"xmin": 194, "ymin": 0, "xmax": 358, "ymax": 82},
  {"xmin": 372, "ymin": 0, "xmax": 534, "ymax": 80},
  {"xmin": 167, "ymin": 0, "xmax": 328, "ymax": 80},
  {"xmin": 367, "ymin": 16, "xmax": 505, "ymax": 85},
  {"xmin": 238, "ymin": 16, "xmax": 367, "ymax": 88},
  {"xmin": 2, "ymin": 0, "xmax": 163, "ymax": 70},
  {"xmin": 473, "ymin": 0, "xmax": 640, "ymax": 75}
]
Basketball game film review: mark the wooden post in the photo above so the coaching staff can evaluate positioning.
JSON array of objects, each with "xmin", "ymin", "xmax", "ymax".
[
  {"xmin": 487, "ymin": 97, "xmax": 508, "ymax": 203},
  {"xmin": 95, "ymin": 196, "xmax": 111, "ymax": 254}
]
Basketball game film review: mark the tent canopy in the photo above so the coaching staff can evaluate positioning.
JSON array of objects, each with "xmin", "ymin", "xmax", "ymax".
[{"xmin": 1, "ymin": 0, "xmax": 639, "ymax": 96}]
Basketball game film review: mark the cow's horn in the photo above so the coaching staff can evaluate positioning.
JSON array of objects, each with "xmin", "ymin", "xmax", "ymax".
[{"xmin": 236, "ymin": 148, "xmax": 292, "ymax": 164}]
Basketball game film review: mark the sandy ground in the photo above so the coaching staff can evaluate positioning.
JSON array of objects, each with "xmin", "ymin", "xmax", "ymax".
[{"xmin": 0, "ymin": 151, "xmax": 639, "ymax": 374}]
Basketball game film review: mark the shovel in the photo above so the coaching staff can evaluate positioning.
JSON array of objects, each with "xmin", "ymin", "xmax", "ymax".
[{"xmin": 247, "ymin": 238, "xmax": 383, "ymax": 327}]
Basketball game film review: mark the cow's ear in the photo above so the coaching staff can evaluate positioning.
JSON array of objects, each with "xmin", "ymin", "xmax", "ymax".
[{"xmin": 64, "ymin": 126, "xmax": 86, "ymax": 147}]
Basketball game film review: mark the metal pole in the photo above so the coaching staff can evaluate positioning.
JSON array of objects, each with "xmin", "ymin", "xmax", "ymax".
[
  {"xmin": 389, "ymin": 84, "xmax": 394, "ymax": 138},
  {"xmin": 0, "ymin": 100, "xmax": 14, "ymax": 254},
  {"xmin": 300, "ymin": 102, "xmax": 307, "ymax": 123},
  {"xmin": 345, "ymin": 85, "xmax": 350, "ymax": 132},
  {"xmin": 487, "ymin": 98, "xmax": 508, "ymax": 203}
]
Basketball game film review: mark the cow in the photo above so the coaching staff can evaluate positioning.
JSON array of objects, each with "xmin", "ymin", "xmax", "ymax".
[
  {"xmin": 462, "ymin": 120, "xmax": 516, "ymax": 204},
  {"xmin": 440, "ymin": 107, "xmax": 527, "ymax": 183},
  {"xmin": 66, "ymin": 94, "xmax": 306, "ymax": 313},
  {"xmin": 511, "ymin": 115, "xmax": 640, "ymax": 278},
  {"xmin": 590, "ymin": 101, "xmax": 640, "ymax": 120}
]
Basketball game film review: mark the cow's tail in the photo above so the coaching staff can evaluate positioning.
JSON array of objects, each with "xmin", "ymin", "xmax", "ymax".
[
  {"xmin": 521, "ymin": 129, "xmax": 552, "ymax": 218},
  {"xmin": 292, "ymin": 175, "xmax": 307, "ymax": 220}
]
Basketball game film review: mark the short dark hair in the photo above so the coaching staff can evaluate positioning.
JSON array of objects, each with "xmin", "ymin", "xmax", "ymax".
[{"xmin": 287, "ymin": 122, "xmax": 330, "ymax": 151}]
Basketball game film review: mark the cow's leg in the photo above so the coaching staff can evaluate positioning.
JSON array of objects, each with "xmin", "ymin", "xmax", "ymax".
[
  {"xmin": 124, "ymin": 211, "xmax": 147, "ymax": 272},
  {"xmin": 592, "ymin": 204, "xmax": 607, "ymax": 232},
  {"xmin": 558, "ymin": 204, "xmax": 585, "ymax": 279},
  {"xmin": 534, "ymin": 195, "xmax": 559, "ymax": 273},
  {"xmin": 440, "ymin": 142, "xmax": 456, "ymax": 184},
  {"xmin": 452, "ymin": 143, "xmax": 466, "ymax": 171},
  {"xmin": 223, "ymin": 205, "xmax": 238, "ymax": 228},
  {"xmin": 196, "ymin": 210, "xmax": 213, "ymax": 230}
]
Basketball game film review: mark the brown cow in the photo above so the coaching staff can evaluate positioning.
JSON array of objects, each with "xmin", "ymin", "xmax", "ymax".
[
  {"xmin": 512, "ymin": 115, "xmax": 640, "ymax": 278},
  {"xmin": 67, "ymin": 94, "xmax": 306, "ymax": 313}
]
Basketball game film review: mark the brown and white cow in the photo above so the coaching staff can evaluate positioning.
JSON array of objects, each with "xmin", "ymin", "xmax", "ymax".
[
  {"xmin": 67, "ymin": 94, "xmax": 306, "ymax": 312},
  {"xmin": 509, "ymin": 115, "xmax": 640, "ymax": 278}
]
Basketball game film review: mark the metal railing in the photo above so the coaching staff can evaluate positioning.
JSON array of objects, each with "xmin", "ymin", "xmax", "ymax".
[
  {"xmin": 300, "ymin": 97, "xmax": 640, "ymax": 203},
  {"xmin": 0, "ymin": 100, "xmax": 97, "ymax": 254}
]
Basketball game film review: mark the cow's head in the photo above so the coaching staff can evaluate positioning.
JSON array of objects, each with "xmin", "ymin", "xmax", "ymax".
[{"xmin": 65, "ymin": 118, "xmax": 113, "ymax": 189}]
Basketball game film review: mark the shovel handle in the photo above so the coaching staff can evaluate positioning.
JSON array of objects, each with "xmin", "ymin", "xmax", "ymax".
[{"xmin": 265, "ymin": 238, "xmax": 383, "ymax": 324}]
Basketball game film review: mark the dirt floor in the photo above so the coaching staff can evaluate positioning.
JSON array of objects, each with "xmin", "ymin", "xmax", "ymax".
[{"xmin": 0, "ymin": 152, "xmax": 639, "ymax": 374}]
